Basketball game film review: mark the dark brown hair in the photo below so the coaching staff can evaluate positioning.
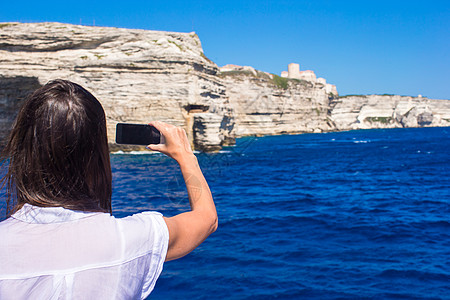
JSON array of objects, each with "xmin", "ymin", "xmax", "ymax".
[{"xmin": 0, "ymin": 79, "xmax": 112, "ymax": 215}]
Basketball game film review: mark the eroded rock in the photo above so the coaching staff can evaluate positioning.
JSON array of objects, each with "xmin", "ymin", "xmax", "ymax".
[
  {"xmin": 0, "ymin": 22, "xmax": 232, "ymax": 151},
  {"xmin": 1, "ymin": 22, "xmax": 449, "ymax": 152}
]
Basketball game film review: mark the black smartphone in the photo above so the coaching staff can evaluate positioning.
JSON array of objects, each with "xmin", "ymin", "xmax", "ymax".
[{"xmin": 115, "ymin": 123, "xmax": 163, "ymax": 145}]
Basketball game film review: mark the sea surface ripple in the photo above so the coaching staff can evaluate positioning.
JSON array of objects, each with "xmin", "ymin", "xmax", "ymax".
[{"xmin": 68, "ymin": 127, "xmax": 450, "ymax": 299}]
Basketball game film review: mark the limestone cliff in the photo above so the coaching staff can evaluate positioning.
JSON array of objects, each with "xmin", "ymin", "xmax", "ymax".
[
  {"xmin": 219, "ymin": 67, "xmax": 334, "ymax": 136},
  {"xmin": 220, "ymin": 68, "xmax": 450, "ymax": 137},
  {"xmin": 0, "ymin": 22, "xmax": 233, "ymax": 151},
  {"xmin": 329, "ymin": 95, "xmax": 450, "ymax": 130},
  {"xmin": 1, "ymin": 22, "xmax": 449, "ymax": 152}
]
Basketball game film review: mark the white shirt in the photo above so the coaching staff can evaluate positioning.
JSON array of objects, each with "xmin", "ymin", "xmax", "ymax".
[{"xmin": 0, "ymin": 204, "xmax": 169, "ymax": 300}]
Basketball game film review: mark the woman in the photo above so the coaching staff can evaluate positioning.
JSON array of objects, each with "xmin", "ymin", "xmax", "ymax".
[{"xmin": 0, "ymin": 79, "xmax": 217, "ymax": 299}]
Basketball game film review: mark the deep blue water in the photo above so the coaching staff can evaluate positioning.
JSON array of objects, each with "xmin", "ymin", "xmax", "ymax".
[
  {"xmin": 2, "ymin": 127, "xmax": 449, "ymax": 299},
  {"xmin": 110, "ymin": 127, "xmax": 450, "ymax": 299}
]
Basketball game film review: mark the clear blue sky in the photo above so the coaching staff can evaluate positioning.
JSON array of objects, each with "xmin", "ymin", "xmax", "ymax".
[{"xmin": 1, "ymin": 0, "xmax": 449, "ymax": 99}]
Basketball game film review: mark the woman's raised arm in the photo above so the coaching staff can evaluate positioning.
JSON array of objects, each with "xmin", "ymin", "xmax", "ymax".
[{"xmin": 146, "ymin": 121, "xmax": 218, "ymax": 261}]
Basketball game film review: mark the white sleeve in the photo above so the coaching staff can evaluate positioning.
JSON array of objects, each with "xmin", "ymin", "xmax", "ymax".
[{"xmin": 119, "ymin": 211, "xmax": 169, "ymax": 299}]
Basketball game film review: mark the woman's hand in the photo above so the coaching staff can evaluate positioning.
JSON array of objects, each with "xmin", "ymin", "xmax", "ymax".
[{"xmin": 146, "ymin": 121, "xmax": 194, "ymax": 163}]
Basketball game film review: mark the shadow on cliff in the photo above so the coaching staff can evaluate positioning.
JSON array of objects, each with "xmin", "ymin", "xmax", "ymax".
[{"xmin": 0, "ymin": 76, "xmax": 42, "ymax": 146}]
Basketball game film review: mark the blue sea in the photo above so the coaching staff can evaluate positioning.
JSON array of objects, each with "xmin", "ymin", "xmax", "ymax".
[
  {"xmin": 110, "ymin": 127, "xmax": 450, "ymax": 299},
  {"xmin": 1, "ymin": 127, "xmax": 449, "ymax": 299}
]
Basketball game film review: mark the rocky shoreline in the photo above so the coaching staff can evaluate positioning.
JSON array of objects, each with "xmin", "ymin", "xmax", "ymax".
[{"xmin": 1, "ymin": 22, "xmax": 449, "ymax": 151}]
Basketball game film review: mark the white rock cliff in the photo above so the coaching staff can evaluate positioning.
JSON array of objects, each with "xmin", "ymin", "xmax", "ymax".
[
  {"xmin": 0, "ymin": 22, "xmax": 232, "ymax": 151},
  {"xmin": 219, "ymin": 66, "xmax": 333, "ymax": 136},
  {"xmin": 1, "ymin": 22, "xmax": 449, "ymax": 151},
  {"xmin": 329, "ymin": 95, "xmax": 450, "ymax": 130}
]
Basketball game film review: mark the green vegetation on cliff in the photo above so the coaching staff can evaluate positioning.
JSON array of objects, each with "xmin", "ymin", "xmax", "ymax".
[
  {"xmin": 271, "ymin": 74, "xmax": 289, "ymax": 89},
  {"xmin": 200, "ymin": 52, "xmax": 213, "ymax": 64},
  {"xmin": 219, "ymin": 70, "xmax": 311, "ymax": 90},
  {"xmin": 0, "ymin": 23, "xmax": 15, "ymax": 29}
]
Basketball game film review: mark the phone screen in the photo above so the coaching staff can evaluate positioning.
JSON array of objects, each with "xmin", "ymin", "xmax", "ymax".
[{"xmin": 115, "ymin": 123, "xmax": 161, "ymax": 145}]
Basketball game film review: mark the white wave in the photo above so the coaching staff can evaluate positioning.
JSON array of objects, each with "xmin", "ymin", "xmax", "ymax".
[{"xmin": 111, "ymin": 150, "xmax": 160, "ymax": 155}]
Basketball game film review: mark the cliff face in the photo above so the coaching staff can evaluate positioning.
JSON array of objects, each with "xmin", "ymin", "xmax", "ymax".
[
  {"xmin": 0, "ymin": 76, "xmax": 42, "ymax": 145},
  {"xmin": 219, "ymin": 69, "xmax": 334, "ymax": 136},
  {"xmin": 1, "ymin": 22, "xmax": 449, "ymax": 152},
  {"xmin": 329, "ymin": 95, "xmax": 450, "ymax": 130},
  {"xmin": 220, "ymin": 69, "xmax": 450, "ymax": 136},
  {"xmin": 0, "ymin": 22, "xmax": 233, "ymax": 151}
]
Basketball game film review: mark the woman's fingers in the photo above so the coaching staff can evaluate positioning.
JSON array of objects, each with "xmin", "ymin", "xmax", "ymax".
[
  {"xmin": 146, "ymin": 143, "xmax": 165, "ymax": 152},
  {"xmin": 148, "ymin": 121, "xmax": 169, "ymax": 137},
  {"xmin": 178, "ymin": 127, "xmax": 193, "ymax": 153},
  {"xmin": 147, "ymin": 121, "xmax": 193, "ymax": 162}
]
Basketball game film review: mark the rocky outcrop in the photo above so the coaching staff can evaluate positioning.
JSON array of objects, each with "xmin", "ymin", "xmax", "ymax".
[
  {"xmin": 192, "ymin": 113, "xmax": 224, "ymax": 151},
  {"xmin": 329, "ymin": 95, "xmax": 450, "ymax": 130},
  {"xmin": 220, "ymin": 67, "xmax": 450, "ymax": 137},
  {"xmin": 0, "ymin": 22, "xmax": 233, "ymax": 151},
  {"xmin": 219, "ymin": 67, "xmax": 334, "ymax": 136},
  {"xmin": 1, "ymin": 22, "xmax": 449, "ymax": 152}
]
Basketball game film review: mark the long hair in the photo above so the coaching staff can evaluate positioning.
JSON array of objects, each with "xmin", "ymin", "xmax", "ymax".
[{"xmin": 0, "ymin": 79, "xmax": 112, "ymax": 215}]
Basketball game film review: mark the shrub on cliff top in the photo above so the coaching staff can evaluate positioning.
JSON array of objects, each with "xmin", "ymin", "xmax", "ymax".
[
  {"xmin": 218, "ymin": 70, "xmax": 256, "ymax": 78},
  {"xmin": 200, "ymin": 52, "xmax": 213, "ymax": 64},
  {"xmin": 0, "ymin": 23, "xmax": 15, "ymax": 29},
  {"xmin": 271, "ymin": 74, "xmax": 289, "ymax": 89}
]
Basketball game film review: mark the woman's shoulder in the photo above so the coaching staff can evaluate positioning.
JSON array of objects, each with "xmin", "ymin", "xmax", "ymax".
[{"xmin": 117, "ymin": 211, "xmax": 169, "ymax": 256}]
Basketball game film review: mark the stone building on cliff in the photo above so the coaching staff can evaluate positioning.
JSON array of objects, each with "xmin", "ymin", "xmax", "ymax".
[{"xmin": 281, "ymin": 63, "xmax": 338, "ymax": 96}]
